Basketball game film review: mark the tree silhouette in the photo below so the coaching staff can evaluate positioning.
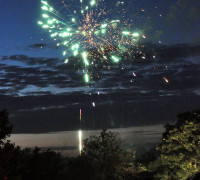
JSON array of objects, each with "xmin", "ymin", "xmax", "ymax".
[
  {"xmin": 149, "ymin": 110, "xmax": 200, "ymax": 180},
  {"xmin": 82, "ymin": 129, "xmax": 123, "ymax": 180},
  {"xmin": 0, "ymin": 109, "xmax": 12, "ymax": 145},
  {"xmin": 0, "ymin": 109, "xmax": 66, "ymax": 180},
  {"xmin": 82, "ymin": 129, "xmax": 145, "ymax": 180}
]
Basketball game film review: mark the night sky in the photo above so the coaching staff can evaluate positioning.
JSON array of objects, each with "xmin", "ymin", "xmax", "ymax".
[{"xmin": 0, "ymin": 0, "xmax": 200, "ymax": 133}]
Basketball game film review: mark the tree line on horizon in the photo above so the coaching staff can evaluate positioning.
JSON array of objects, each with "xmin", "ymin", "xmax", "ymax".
[{"xmin": 1, "ymin": 109, "xmax": 200, "ymax": 180}]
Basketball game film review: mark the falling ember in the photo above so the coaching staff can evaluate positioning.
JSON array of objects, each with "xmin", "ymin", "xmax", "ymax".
[
  {"xmin": 92, "ymin": 102, "xmax": 96, "ymax": 107},
  {"xmin": 80, "ymin": 108, "xmax": 82, "ymax": 123},
  {"xmin": 132, "ymin": 72, "xmax": 136, "ymax": 77},
  {"xmin": 163, "ymin": 77, "xmax": 169, "ymax": 83}
]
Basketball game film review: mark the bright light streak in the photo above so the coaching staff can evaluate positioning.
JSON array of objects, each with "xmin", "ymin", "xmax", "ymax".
[
  {"xmin": 64, "ymin": 59, "xmax": 69, "ymax": 63},
  {"xmin": 42, "ymin": 25, "xmax": 49, "ymax": 28},
  {"xmin": 90, "ymin": 0, "xmax": 96, "ymax": 6},
  {"xmin": 63, "ymin": 51, "xmax": 66, "ymax": 56},
  {"xmin": 122, "ymin": 31, "xmax": 130, "ymax": 35},
  {"xmin": 101, "ymin": 29, "xmax": 106, "ymax": 34},
  {"xmin": 78, "ymin": 130, "xmax": 82, "ymax": 155},
  {"xmin": 84, "ymin": 73, "xmax": 89, "ymax": 83},
  {"xmin": 101, "ymin": 24, "xmax": 108, "ymax": 28},
  {"xmin": 111, "ymin": 56, "xmax": 120, "ymax": 63},
  {"xmin": 111, "ymin": 20, "xmax": 120, "ymax": 23},
  {"xmin": 41, "ymin": 1, "xmax": 48, "ymax": 5},
  {"xmin": 132, "ymin": 32, "xmax": 139, "ymax": 37},
  {"xmin": 163, "ymin": 77, "xmax": 169, "ymax": 83},
  {"xmin": 42, "ymin": 14, "xmax": 49, "ymax": 18},
  {"xmin": 38, "ymin": 21, "xmax": 43, "ymax": 25},
  {"xmin": 82, "ymin": 52, "xmax": 89, "ymax": 66},
  {"xmin": 41, "ymin": 6, "xmax": 49, "ymax": 11}
]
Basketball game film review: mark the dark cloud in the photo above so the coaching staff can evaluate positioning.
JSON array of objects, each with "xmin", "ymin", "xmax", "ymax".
[
  {"xmin": 0, "ymin": 43, "xmax": 200, "ymax": 95},
  {"xmin": 157, "ymin": 44, "xmax": 200, "ymax": 58},
  {"xmin": 28, "ymin": 44, "xmax": 48, "ymax": 49},
  {"xmin": 0, "ymin": 92, "xmax": 200, "ymax": 133},
  {"xmin": 28, "ymin": 43, "xmax": 59, "ymax": 50},
  {"xmin": 1, "ymin": 56, "xmax": 9, "ymax": 60},
  {"xmin": 1, "ymin": 55, "xmax": 60, "ymax": 67},
  {"xmin": 0, "ymin": 43, "xmax": 200, "ymax": 133},
  {"xmin": 166, "ymin": 0, "xmax": 200, "ymax": 25}
]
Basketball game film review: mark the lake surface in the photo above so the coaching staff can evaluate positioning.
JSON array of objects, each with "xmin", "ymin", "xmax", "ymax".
[{"xmin": 10, "ymin": 124, "xmax": 165, "ymax": 156}]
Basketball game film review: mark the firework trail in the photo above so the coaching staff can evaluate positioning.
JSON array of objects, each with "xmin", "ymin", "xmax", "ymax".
[
  {"xmin": 79, "ymin": 108, "xmax": 82, "ymax": 155},
  {"xmin": 38, "ymin": 0, "xmax": 142, "ymax": 82}
]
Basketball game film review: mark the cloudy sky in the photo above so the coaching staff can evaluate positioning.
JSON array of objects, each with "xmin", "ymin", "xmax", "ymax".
[{"xmin": 0, "ymin": 0, "xmax": 200, "ymax": 133}]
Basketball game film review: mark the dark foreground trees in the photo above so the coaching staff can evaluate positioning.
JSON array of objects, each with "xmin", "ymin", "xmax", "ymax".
[
  {"xmin": 82, "ymin": 129, "xmax": 129, "ymax": 180},
  {"xmin": 81, "ymin": 129, "xmax": 145, "ymax": 180},
  {"xmin": 1, "ymin": 109, "xmax": 200, "ymax": 180},
  {"xmin": 149, "ymin": 110, "xmax": 200, "ymax": 180},
  {"xmin": 0, "ymin": 109, "xmax": 12, "ymax": 145},
  {"xmin": 67, "ymin": 130, "xmax": 145, "ymax": 180},
  {"xmin": 0, "ymin": 110, "xmax": 66, "ymax": 180}
]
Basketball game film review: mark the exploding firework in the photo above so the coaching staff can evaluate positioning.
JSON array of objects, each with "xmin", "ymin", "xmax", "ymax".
[{"xmin": 38, "ymin": 0, "xmax": 143, "ymax": 82}]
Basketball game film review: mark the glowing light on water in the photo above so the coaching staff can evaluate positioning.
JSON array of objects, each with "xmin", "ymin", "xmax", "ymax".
[
  {"xmin": 78, "ymin": 130, "xmax": 82, "ymax": 154},
  {"xmin": 79, "ymin": 108, "xmax": 82, "ymax": 155}
]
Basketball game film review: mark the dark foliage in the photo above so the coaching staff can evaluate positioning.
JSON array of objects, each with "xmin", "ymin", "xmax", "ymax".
[
  {"xmin": 0, "ymin": 109, "xmax": 12, "ymax": 144},
  {"xmin": 1, "ymin": 109, "xmax": 200, "ymax": 180},
  {"xmin": 149, "ymin": 110, "xmax": 200, "ymax": 180}
]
